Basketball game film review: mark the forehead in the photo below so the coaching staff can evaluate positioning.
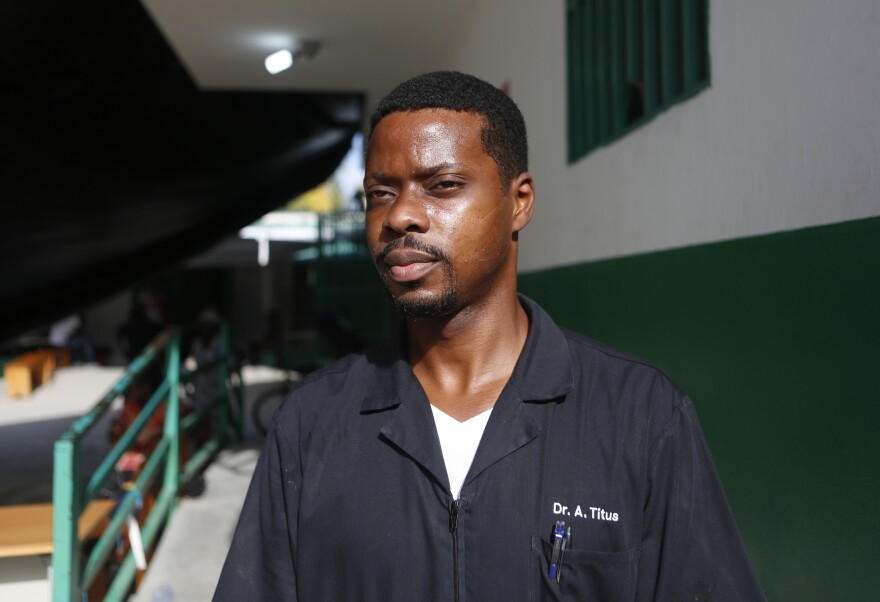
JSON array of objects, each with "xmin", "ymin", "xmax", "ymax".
[{"xmin": 366, "ymin": 109, "xmax": 488, "ymax": 169}]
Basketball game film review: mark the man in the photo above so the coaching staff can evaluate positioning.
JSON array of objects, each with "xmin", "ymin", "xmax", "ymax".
[{"xmin": 215, "ymin": 71, "xmax": 766, "ymax": 601}]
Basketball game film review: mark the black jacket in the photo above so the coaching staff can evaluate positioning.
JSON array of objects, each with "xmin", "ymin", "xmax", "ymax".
[{"xmin": 215, "ymin": 296, "xmax": 766, "ymax": 601}]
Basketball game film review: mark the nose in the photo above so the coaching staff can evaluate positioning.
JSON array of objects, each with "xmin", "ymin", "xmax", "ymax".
[{"xmin": 384, "ymin": 185, "xmax": 429, "ymax": 235}]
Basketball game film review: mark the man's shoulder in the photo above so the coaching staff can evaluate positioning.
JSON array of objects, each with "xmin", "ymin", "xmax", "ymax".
[
  {"xmin": 520, "ymin": 294, "xmax": 686, "ymax": 415},
  {"xmin": 291, "ymin": 345, "xmax": 382, "ymax": 397},
  {"xmin": 561, "ymin": 327, "xmax": 675, "ymax": 381},
  {"xmin": 276, "ymin": 340, "xmax": 392, "ymax": 416},
  {"xmin": 558, "ymin": 326, "xmax": 688, "ymax": 427}
]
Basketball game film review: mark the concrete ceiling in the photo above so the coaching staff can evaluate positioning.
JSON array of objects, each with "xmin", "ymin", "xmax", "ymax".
[{"xmin": 141, "ymin": 0, "xmax": 474, "ymax": 103}]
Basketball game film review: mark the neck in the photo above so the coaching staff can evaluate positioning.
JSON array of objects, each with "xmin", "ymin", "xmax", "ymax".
[{"xmin": 405, "ymin": 287, "xmax": 529, "ymax": 421}]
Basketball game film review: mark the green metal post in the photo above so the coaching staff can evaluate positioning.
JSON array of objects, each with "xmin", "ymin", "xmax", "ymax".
[
  {"xmin": 234, "ymin": 369, "xmax": 245, "ymax": 443},
  {"xmin": 566, "ymin": 0, "xmax": 585, "ymax": 161},
  {"xmin": 609, "ymin": 0, "xmax": 625, "ymax": 133},
  {"xmin": 681, "ymin": 0, "xmax": 697, "ymax": 89},
  {"xmin": 595, "ymin": 0, "xmax": 608, "ymax": 143},
  {"xmin": 218, "ymin": 322, "xmax": 232, "ymax": 443},
  {"xmin": 659, "ymin": 0, "xmax": 677, "ymax": 103},
  {"xmin": 699, "ymin": 0, "xmax": 710, "ymax": 82},
  {"xmin": 52, "ymin": 438, "xmax": 81, "ymax": 602},
  {"xmin": 642, "ymin": 0, "xmax": 658, "ymax": 115},
  {"xmin": 625, "ymin": 0, "xmax": 642, "ymax": 125},
  {"xmin": 583, "ymin": 0, "xmax": 596, "ymax": 151},
  {"xmin": 163, "ymin": 331, "xmax": 181, "ymax": 514},
  {"xmin": 316, "ymin": 213, "xmax": 326, "ymax": 320}
]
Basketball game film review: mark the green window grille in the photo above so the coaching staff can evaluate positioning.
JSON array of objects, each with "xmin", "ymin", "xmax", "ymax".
[{"xmin": 567, "ymin": 0, "xmax": 710, "ymax": 161}]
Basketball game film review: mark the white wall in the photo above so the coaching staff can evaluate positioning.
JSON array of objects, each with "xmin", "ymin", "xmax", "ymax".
[{"xmin": 448, "ymin": 0, "xmax": 880, "ymax": 272}]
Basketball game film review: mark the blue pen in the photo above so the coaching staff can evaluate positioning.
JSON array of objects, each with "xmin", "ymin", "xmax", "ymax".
[
  {"xmin": 556, "ymin": 526, "xmax": 571, "ymax": 583},
  {"xmin": 548, "ymin": 521, "xmax": 565, "ymax": 580}
]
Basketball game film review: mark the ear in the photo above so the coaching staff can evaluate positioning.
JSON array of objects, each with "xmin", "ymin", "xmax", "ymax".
[{"xmin": 510, "ymin": 172, "xmax": 535, "ymax": 234}]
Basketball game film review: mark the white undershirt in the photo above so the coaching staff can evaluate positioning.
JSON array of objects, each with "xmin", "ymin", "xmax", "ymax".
[{"xmin": 430, "ymin": 405, "xmax": 493, "ymax": 500}]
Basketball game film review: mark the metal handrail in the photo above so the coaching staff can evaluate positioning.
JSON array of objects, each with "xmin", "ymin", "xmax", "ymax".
[{"xmin": 51, "ymin": 322, "xmax": 241, "ymax": 601}]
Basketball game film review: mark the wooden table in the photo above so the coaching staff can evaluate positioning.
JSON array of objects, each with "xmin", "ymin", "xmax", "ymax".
[
  {"xmin": 0, "ymin": 500, "xmax": 115, "ymax": 558},
  {"xmin": 4, "ymin": 349, "xmax": 56, "ymax": 398}
]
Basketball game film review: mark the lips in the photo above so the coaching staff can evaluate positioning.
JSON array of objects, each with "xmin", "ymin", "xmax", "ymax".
[{"xmin": 383, "ymin": 249, "xmax": 440, "ymax": 283}]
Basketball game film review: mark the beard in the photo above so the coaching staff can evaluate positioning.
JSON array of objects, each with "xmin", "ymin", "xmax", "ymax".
[
  {"xmin": 375, "ymin": 235, "xmax": 459, "ymax": 319},
  {"xmin": 389, "ymin": 267, "xmax": 459, "ymax": 318}
]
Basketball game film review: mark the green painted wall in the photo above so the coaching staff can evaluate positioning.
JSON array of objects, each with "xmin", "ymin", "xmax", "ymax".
[{"xmin": 519, "ymin": 216, "xmax": 880, "ymax": 601}]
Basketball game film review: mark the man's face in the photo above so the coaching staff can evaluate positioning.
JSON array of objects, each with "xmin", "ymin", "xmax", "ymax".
[{"xmin": 364, "ymin": 109, "xmax": 530, "ymax": 318}]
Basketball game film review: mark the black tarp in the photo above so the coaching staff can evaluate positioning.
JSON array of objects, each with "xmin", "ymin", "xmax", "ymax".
[{"xmin": 0, "ymin": 1, "xmax": 362, "ymax": 342}]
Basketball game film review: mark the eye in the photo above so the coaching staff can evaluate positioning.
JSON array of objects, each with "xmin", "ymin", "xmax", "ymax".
[
  {"xmin": 431, "ymin": 178, "xmax": 464, "ymax": 193},
  {"xmin": 364, "ymin": 188, "xmax": 394, "ymax": 209}
]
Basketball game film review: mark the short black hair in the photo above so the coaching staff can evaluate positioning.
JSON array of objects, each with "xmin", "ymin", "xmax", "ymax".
[{"xmin": 369, "ymin": 71, "xmax": 528, "ymax": 188}]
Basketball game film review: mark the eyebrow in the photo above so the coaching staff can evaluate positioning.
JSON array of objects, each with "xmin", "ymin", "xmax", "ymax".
[
  {"xmin": 421, "ymin": 162, "xmax": 467, "ymax": 175},
  {"xmin": 367, "ymin": 162, "xmax": 468, "ymax": 182}
]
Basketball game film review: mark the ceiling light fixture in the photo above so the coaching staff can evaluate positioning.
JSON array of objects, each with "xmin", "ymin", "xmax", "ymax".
[
  {"xmin": 265, "ymin": 49, "xmax": 294, "ymax": 74},
  {"xmin": 264, "ymin": 41, "xmax": 322, "ymax": 75}
]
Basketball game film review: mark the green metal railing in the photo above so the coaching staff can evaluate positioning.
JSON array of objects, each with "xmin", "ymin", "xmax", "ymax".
[{"xmin": 52, "ymin": 323, "xmax": 242, "ymax": 601}]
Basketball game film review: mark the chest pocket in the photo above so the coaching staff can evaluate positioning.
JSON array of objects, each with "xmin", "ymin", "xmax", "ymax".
[{"xmin": 530, "ymin": 536, "xmax": 640, "ymax": 601}]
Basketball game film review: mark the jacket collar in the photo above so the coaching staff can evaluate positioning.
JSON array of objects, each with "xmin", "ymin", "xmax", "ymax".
[{"xmin": 360, "ymin": 294, "xmax": 573, "ymax": 413}]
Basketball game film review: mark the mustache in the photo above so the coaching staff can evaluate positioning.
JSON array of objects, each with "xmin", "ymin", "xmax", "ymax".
[{"xmin": 376, "ymin": 235, "xmax": 450, "ymax": 266}]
